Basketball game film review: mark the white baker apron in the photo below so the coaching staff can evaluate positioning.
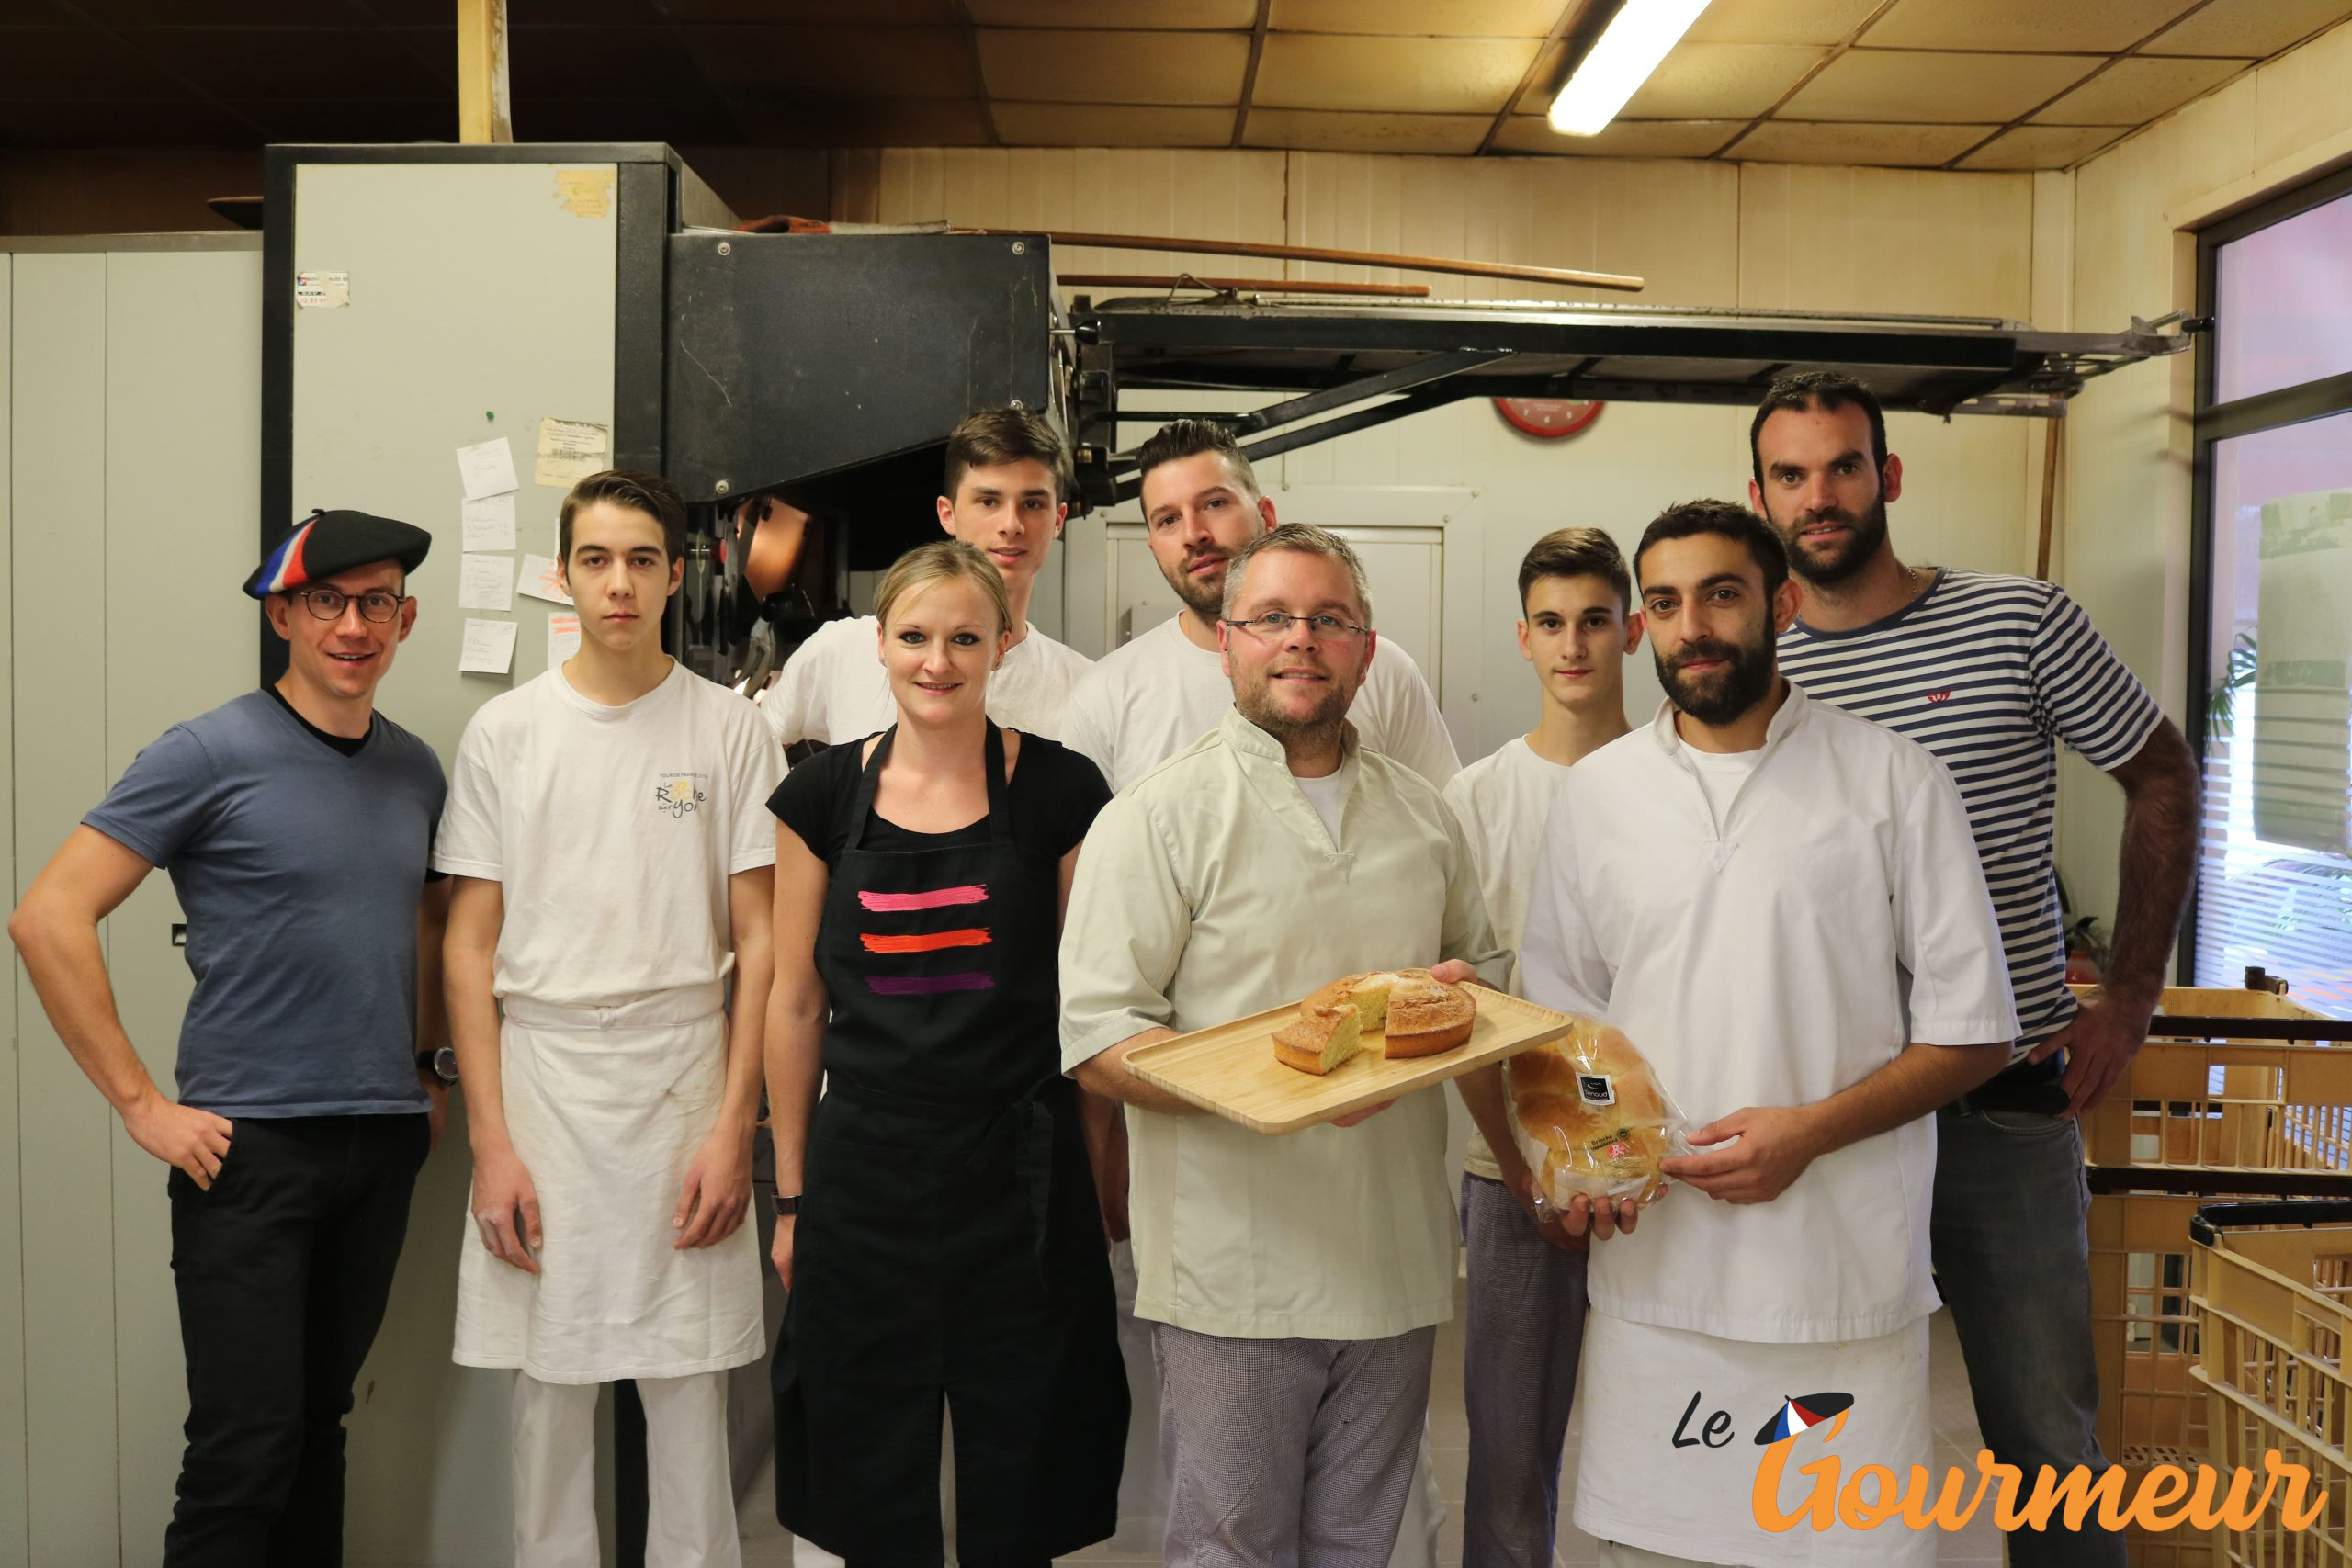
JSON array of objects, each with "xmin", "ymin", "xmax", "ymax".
[
  {"xmin": 454, "ymin": 981, "xmax": 763, "ymax": 1384},
  {"xmin": 1573, "ymin": 1311, "xmax": 1936, "ymax": 1568}
]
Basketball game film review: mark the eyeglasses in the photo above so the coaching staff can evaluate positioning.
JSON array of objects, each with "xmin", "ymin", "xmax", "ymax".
[
  {"xmin": 295, "ymin": 588, "xmax": 408, "ymax": 624},
  {"xmin": 1219, "ymin": 611, "xmax": 1371, "ymax": 642}
]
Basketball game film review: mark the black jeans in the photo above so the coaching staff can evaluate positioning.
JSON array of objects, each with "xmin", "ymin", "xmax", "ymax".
[{"xmin": 163, "ymin": 1112, "xmax": 430, "ymax": 1568}]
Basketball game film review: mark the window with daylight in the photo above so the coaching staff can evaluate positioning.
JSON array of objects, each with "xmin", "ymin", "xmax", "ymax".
[{"xmin": 2190, "ymin": 169, "xmax": 2352, "ymax": 1016}]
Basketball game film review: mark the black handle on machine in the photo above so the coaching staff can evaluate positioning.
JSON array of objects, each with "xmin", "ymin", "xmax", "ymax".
[{"xmin": 2189, "ymin": 1199, "xmax": 2352, "ymax": 1247}]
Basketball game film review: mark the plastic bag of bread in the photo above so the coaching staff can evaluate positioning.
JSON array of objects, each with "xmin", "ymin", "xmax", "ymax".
[{"xmin": 1506, "ymin": 1018, "xmax": 1690, "ymax": 1206}]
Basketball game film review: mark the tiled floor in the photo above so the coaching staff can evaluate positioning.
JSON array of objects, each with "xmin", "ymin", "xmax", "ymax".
[{"xmin": 749, "ymin": 1280, "xmax": 2012, "ymax": 1565}]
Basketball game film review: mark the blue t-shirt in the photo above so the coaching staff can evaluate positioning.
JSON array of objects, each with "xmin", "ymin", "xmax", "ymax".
[{"xmin": 83, "ymin": 689, "xmax": 448, "ymax": 1117}]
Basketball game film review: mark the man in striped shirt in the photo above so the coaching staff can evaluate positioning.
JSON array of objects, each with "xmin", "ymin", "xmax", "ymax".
[{"xmin": 1755, "ymin": 371, "xmax": 2199, "ymax": 1568}]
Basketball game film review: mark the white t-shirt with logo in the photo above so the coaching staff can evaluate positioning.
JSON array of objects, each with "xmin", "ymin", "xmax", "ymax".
[
  {"xmin": 759, "ymin": 614, "xmax": 1093, "ymax": 752},
  {"xmin": 1441, "ymin": 736, "xmax": 1575, "ymax": 1179},
  {"xmin": 434, "ymin": 661, "xmax": 782, "ymax": 1007}
]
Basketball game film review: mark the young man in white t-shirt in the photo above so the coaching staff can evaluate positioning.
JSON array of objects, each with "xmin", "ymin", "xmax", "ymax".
[
  {"xmin": 760, "ymin": 407, "xmax": 1092, "ymax": 749},
  {"xmin": 1441, "ymin": 527, "xmax": 1640, "ymax": 1568},
  {"xmin": 1060, "ymin": 418, "xmax": 1461, "ymax": 792},
  {"xmin": 437, "ymin": 470, "xmax": 780, "ymax": 1567}
]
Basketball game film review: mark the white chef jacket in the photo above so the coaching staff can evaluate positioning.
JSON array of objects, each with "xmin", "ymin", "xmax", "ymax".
[
  {"xmin": 1441, "ymin": 736, "xmax": 1575, "ymax": 1181},
  {"xmin": 1060, "ymin": 707, "xmax": 1509, "ymax": 1340},
  {"xmin": 759, "ymin": 614, "xmax": 1093, "ymax": 750},
  {"xmin": 1060, "ymin": 614, "xmax": 1461, "ymax": 793},
  {"xmin": 1520, "ymin": 683, "xmax": 2016, "ymax": 1345}
]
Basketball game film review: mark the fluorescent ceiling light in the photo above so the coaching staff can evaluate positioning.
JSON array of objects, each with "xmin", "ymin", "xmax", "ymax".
[{"xmin": 1547, "ymin": 0, "xmax": 1713, "ymax": 137}]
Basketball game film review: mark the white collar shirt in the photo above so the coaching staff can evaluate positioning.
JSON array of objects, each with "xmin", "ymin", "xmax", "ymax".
[
  {"xmin": 1059, "ymin": 615, "xmax": 1461, "ymax": 794},
  {"xmin": 1520, "ymin": 682, "xmax": 2016, "ymax": 1344},
  {"xmin": 1059, "ymin": 707, "xmax": 1509, "ymax": 1339}
]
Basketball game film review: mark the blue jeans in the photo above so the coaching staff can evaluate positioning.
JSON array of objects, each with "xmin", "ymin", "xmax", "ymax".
[{"xmin": 1930, "ymin": 1103, "xmax": 2124, "ymax": 1568}]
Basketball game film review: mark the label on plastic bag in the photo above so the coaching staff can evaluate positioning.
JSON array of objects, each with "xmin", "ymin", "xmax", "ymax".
[{"xmin": 1577, "ymin": 1072, "xmax": 1616, "ymax": 1108}]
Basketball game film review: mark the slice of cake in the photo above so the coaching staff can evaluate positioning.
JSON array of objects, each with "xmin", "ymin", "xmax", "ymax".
[{"xmin": 1273, "ymin": 1002, "xmax": 1363, "ymax": 1076}]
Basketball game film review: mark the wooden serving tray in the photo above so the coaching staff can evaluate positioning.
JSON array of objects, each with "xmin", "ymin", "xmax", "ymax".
[{"xmin": 1124, "ymin": 987, "xmax": 1578, "ymax": 1134}]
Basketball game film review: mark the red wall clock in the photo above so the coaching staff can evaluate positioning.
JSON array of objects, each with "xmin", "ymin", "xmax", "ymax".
[{"xmin": 1495, "ymin": 398, "xmax": 1604, "ymax": 439}]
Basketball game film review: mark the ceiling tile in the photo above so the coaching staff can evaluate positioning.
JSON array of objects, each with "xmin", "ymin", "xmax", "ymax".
[
  {"xmin": 506, "ymin": 0, "xmax": 675, "ymax": 20},
  {"xmin": 968, "ymin": 0, "xmax": 1255, "ymax": 26},
  {"xmin": 134, "ymin": 28, "xmax": 448, "ymax": 101},
  {"xmin": 2142, "ymin": 0, "xmax": 2352, "ymax": 56},
  {"xmin": 682, "ymin": 25, "xmax": 977, "ymax": 97},
  {"xmin": 1951, "ymin": 124, "xmax": 2132, "ymax": 169},
  {"xmin": 977, "ymin": 28, "xmax": 1248, "ymax": 104},
  {"xmin": 665, "ymin": 0, "xmax": 957, "ymax": 18},
  {"xmin": 1620, "ymin": 41, "xmax": 1823, "ymax": 119},
  {"xmin": 1685, "ymin": 0, "xmax": 1883, "ymax": 46},
  {"xmin": 992, "ymin": 101, "xmax": 1232, "ymax": 144},
  {"xmin": 1782, "ymin": 49, "xmax": 2101, "ymax": 121},
  {"xmin": 1252, "ymin": 33, "xmax": 1540, "ymax": 113},
  {"xmin": 1241, "ymin": 107, "xmax": 1490, "ymax": 154},
  {"xmin": 1509, "ymin": 38, "xmax": 1568, "ymax": 112},
  {"xmin": 508, "ymin": 26, "xmax": 711, "ymax": 98},
  {"xmin": 1863, "ymin": 0, "xmax": 2201, "ymax": 53},
  {"xmin": 1269, "ymin": 0, "xmax": 1564, "ymax": 35},
  {"xmin": 729, "ymin": 96, "xmax": 990, "ymax": 145},
  {"xmin": 0, "ymin": 26, "xmax": 203, "ymax": 98},
  {"xmin": 519, "ymin": 98, "xmax": 743, "ymax": 144},
  {"xmin": 0, "ymin": 0, "xmax": 85, "ymax": 18},
  {"xmin": 1729, "ymin": 120, "xmax": 1996, "ymax": 164},
  {"xmin": 2030, "ymin": 55, "xmax": 2245, "ymax": 123},
  {"xmin": 63, "ymin": 0, "xmax": 373, "ymax": 19},
  {"xmin": 1495, "ymin": 116, "xmax": 1744, "ymax": 157},
  {"xmin": 235, "ymin": 98, "xmax": 459, "ymax": 144}
]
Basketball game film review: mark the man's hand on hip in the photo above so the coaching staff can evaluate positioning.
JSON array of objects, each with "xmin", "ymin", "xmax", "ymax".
[
  {"xmin": 2028, "ymin": 992, "xmax": 2151, "ymax": 1119},
  {"xmin": 124, "ymin": 1087, "xmax": 233, "ymax": 1189},
  {"xmin": 675, "ymin": 1126, "xmax": 752, "ymax": 1249}
]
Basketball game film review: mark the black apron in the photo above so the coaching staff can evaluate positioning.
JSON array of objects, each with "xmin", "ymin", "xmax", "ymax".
[{"xmin": 774, "ymin": 724, "xmax": 1127, "ymax": 1564}]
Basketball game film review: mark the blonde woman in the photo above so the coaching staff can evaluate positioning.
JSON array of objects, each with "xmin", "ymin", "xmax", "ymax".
[{"xmin": 764, "ymin": 540, "xmax": 1126, "ymax": 1565}]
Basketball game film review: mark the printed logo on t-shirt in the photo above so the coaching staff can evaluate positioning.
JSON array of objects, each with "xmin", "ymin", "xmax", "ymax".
[{"xmin": 652, "ymin": 773, "xmax": 709, "ymax": 818}]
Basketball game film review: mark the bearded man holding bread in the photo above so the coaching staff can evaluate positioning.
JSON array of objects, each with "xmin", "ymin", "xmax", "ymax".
[
  {"xmin": 1060, "ymin": 523, "xmax": 1508, "ymax": 1567},
  {"xmin": 1519, "ymin": 500, "xmax": 2017, "ymax": 1568}
]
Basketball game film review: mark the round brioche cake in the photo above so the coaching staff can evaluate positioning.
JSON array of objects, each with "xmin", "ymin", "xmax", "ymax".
[{"xmin": 1272, "ymin": 968, "xmax": 1477, "ymax": 1075}]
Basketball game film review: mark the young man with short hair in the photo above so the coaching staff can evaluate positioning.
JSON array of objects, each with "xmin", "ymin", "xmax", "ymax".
[
  {"xmin": 1060, "ymin": 418, "xmax": 1461, "ymax": 792},
  {"xmin": 1752, "ymin": 371, "xmax": 2199, "ymax": 1568},
  {"xmin": 437, "ymin": 469, "xmax": 779, "ymax": 1567},
  {"xmin": 761, "ymin": 406, "xmax": 1092, "ymax": 748},
  {"xmin": 1443, "ymin": 527, "xmax": 1639, "ymax": 1568},
  {"xmin": 1062, "ymin": 525, "xmax": 1507, "ymax": 1566},
  {"xmin": 1521, "ymin": 501, "xmax": 2016, "ymax": 1567},
  {"xmin": 10, "ymin": 509, "xmax": 449, "ymax": 1567}
]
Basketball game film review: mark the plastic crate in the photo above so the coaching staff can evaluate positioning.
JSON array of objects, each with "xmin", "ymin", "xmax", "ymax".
[
  {"xmin": 2189, "ymin": 1201, "xmax": 2352, "ymax": 1565},
  {"xmin": 2076, "ymin": 986, "xmax": 2352, "ymax": 1183},
  {"xmin": 2090, "ymin": 1190, "xmax": 2218, "ymax": 1566}
]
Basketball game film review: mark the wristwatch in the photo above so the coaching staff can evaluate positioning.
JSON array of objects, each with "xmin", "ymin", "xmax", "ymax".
[
  {"xmin": 775, "ymin": 1194, "xmax": 800, "ymax": 1217},
  {"xmin": 416, "ymin": 1046, "xmax": 458, "ymax": 1086}
]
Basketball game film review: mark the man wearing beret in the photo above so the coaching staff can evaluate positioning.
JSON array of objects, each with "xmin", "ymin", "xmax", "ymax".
[{"xmin": 10, "ymin": 509, "xmax": 452, "ymax": 1567}]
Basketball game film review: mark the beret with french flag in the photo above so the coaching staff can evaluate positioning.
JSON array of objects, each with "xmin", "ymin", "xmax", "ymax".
[{"xmin": 243, "ymin": 508, "xmax": 433, "ymax": 600}]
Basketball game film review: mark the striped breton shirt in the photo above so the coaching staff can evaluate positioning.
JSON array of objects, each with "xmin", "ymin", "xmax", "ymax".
[{"xmin": 1778, "ymin": 568, "xmax": 2165, "ymax": 1055}]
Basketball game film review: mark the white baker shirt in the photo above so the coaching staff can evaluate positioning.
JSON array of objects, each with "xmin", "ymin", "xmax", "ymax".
[
  {"xmin": 759, "ymin": 614, "xmax": 1093, "ymax": 750},
  {"xmin": 1440, "ymin": 736, "xmax": 1574, "ymax": 1180},
  {"xmin": 1059, "ymin": 614, "xmax": 1461, "ymax": 793},
  {"xmin": 1520, "ymin": 683, "xmax": 2016, "ymax": 1344},
  {"xmin": 1059, "ymin": 708, "xmax": 1509, "ymax": 1339}
]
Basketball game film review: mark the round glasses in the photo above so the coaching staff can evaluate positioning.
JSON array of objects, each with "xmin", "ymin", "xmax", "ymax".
[
  {"xmin": 295, "ymin": 588, "xmax": 408, "ymax": 624},
  {"xmin": 1219, "ymin": 610, "xmax": 1370, "ymax": 642}
]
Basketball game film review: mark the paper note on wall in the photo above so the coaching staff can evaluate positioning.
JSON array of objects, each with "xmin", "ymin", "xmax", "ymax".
[
  {"xmin": 458, "ymin": 553, "xmax": 515, "ymax": 612},
  {"xmin": 462, "ymin": 494, "xmax": 516, "ymax": 552},
  {"xmin": 534, "ymin": 418, "xmax": 610, "ymax": 490},
  {"xmin": 548, "ymin": 613, "xmax": 582, "ymax": 667},
  {"xmin": 458, "ymin": 618, "xmax": 518, "ymax": 675},
  {"xmin": 553, "ymin": 168, "xmax": 615, "ymax": 219},
  {"xmin": 295, "ymin": 270, "xmax": 349, "ymax": 309},
  {"xmin": 2255, "ymin": 487, "xmax": 2352, "ymax": 852},
  {"xmin": 456, "ymin": 437, "xmax": 518, "ymax": 501},
  {"xmin": 517, "ymin": 554, "xmax": 573, "ymax": 605}
]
